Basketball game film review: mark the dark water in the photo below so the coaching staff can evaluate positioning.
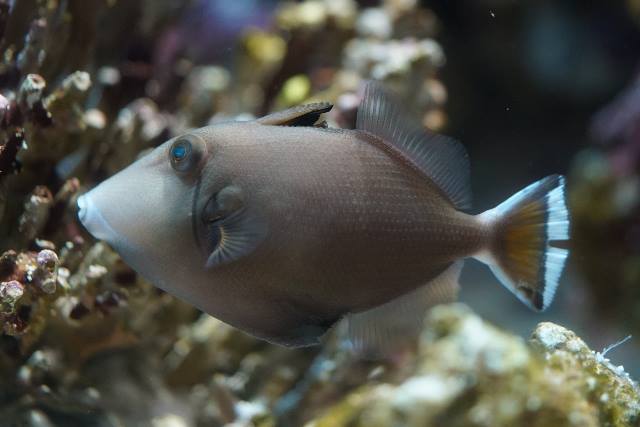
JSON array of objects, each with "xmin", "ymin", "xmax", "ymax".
[{"xmin": 439, "ymin": 0, "xmax": 640, "ymax": 378}]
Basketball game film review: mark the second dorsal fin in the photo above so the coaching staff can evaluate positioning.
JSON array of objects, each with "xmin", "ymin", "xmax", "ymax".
[{"xmin": 356, "ymin": 82, "xmax": 472, "ymax": 211}]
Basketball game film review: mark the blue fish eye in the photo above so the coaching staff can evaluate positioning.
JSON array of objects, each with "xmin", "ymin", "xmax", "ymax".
[
  {"xmin": 171, "ymin": 140, "xmax": 192, "ymax": 163},
  {"xmin": 170, "ymin": 135, "xmax": 204, "ymax": 173},
  {"xmin": 172, "ymin": 144, "xmax": 187, "ymax": 160}
]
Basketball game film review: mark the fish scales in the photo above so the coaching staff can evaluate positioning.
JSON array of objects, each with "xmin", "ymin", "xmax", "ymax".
[{"xmin": 200, "ymin": 124, "xmax": 487, "ymax": 333}]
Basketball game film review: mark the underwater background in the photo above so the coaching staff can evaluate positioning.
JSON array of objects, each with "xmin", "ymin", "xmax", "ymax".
[{"xmin": 0, "ymin": 0, "xmax": 639, "ymax": 426}]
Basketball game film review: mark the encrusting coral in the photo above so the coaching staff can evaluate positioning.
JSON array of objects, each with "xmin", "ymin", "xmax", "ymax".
[{"xmin": 310, "ymin": 305, "xmax": 639, "ymax": 427}]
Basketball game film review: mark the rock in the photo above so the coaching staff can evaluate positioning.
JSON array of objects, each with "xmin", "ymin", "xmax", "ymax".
[
  {"xmin": 18, "ymin": 185, "xmax": 53, "ymax": 241},
  {"xmin": 531, "ymin": 323, "xmax": 640, "ymax": 425},
  {"xmin": 308, "ymin": 305, "xmax": 640, "ymax": 427}
]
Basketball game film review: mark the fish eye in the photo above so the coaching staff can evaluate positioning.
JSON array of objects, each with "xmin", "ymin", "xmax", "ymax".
[
  {"xmin": 171, "ymin": 143, "xmax": 189, "ymax": 161},
  {"xmin": 169, "ymin": 134, "xmax": 206, "ymax": 173}
]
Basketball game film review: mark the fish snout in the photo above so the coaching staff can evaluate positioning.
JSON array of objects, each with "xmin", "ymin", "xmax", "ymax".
[
  {"xmin": 77, "ymin": 192, "xmax": 117, "ymax": 242},
  {"xmin": 77, "ymin": 193, "xmax": 88, "ymax": 224}
]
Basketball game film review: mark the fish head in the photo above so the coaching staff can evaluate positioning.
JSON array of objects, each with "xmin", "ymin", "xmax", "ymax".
[{"xmin": 76, "ymin": 126, "xmax": 250, "ymax": 292}]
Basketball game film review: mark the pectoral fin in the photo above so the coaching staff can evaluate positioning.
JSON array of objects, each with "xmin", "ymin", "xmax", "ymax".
[
  {"xmin": 256, "ymin": 102, "xmax": 333, "ymax": 127},
  {"xmin": 202, "ymin": 186, "xmax": 268, "ymax": 269},
  {"xmin": 345, "ymin": 261, "xmax": 463, "ymax": 359}
]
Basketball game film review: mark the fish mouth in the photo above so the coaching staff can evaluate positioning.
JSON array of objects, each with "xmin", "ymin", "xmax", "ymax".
[
  {"xmin": 77, "ymin": 193, "xmax": 120, "ymax": 243},
  {"xmin": 77, "ymin": 194, "xmax": 88, "ymax": 224}
]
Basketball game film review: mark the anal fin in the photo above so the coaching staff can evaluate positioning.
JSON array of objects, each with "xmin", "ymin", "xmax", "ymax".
[{"xmin": 345, "ymin": 261, "xmax": 463, "ymax": 359}]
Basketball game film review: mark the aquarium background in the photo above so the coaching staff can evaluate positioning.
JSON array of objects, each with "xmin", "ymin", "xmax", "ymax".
[
  {"xmin": 435, "ymin": 0, "xmax": 640, "ymax": 374},
  {"xmin": 435, "ymin": 0, "xmax": 640, "ymax": 379},
  {"xmin": 0, "ymin": 0, "xmax": 639, "ymax": 426}
]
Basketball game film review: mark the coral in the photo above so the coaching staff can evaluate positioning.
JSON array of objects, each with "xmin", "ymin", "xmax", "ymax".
[{"xmin": 309, "ymin": 305, "xmax": 639, "ymax": 427}]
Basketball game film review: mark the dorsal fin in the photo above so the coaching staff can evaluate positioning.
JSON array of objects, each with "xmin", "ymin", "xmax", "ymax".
[
  {"xmin": 256, "ymin": 102, "xmax": 332, "ymax": 127},
  {"xmin": 356, "ymin": 82, "xmax": 472, "ymax": 211}
]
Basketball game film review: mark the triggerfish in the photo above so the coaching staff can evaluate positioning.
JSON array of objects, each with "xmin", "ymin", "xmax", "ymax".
[{"xmin": 77, "ymin": 82, "xmax": 570, "ymax": 356}]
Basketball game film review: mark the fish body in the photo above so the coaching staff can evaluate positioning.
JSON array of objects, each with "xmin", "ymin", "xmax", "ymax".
[{"xmin": 78, "ymin": 83, "xmax": 570, "ymax": 354}]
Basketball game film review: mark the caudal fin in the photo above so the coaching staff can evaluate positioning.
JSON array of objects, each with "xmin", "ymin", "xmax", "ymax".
[{"xmin": 474, "ymin": 175, "xmax": 570, "ymax": 311}]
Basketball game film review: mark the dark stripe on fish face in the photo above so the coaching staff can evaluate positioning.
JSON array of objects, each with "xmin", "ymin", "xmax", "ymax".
[
  {"xmin": 192, "ymin": 178, "xmax": 225, "ymax": 264},
  {"xmin": 191, "ymin": 175, "xmax": 205, "ymax": 255}
]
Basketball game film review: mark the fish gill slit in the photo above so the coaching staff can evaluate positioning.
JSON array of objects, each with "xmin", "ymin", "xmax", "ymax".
[{"xmin": 191, "ymin": 176, "xmax": 205, "ymax": 254}]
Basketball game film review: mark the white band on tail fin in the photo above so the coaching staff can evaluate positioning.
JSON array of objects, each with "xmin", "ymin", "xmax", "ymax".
[
  {"xmin": 474, "ymin": 175, "xmax": 570, "ymax": 311},
  {"xmin": 543, "ymin": 183, "xmax": 570, "ymax": 306}
]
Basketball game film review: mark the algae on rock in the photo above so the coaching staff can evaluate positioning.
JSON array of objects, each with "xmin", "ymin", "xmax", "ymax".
[{"xmin": 308, "ymin": 305, "xmax": 639, "ymax": 427}]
